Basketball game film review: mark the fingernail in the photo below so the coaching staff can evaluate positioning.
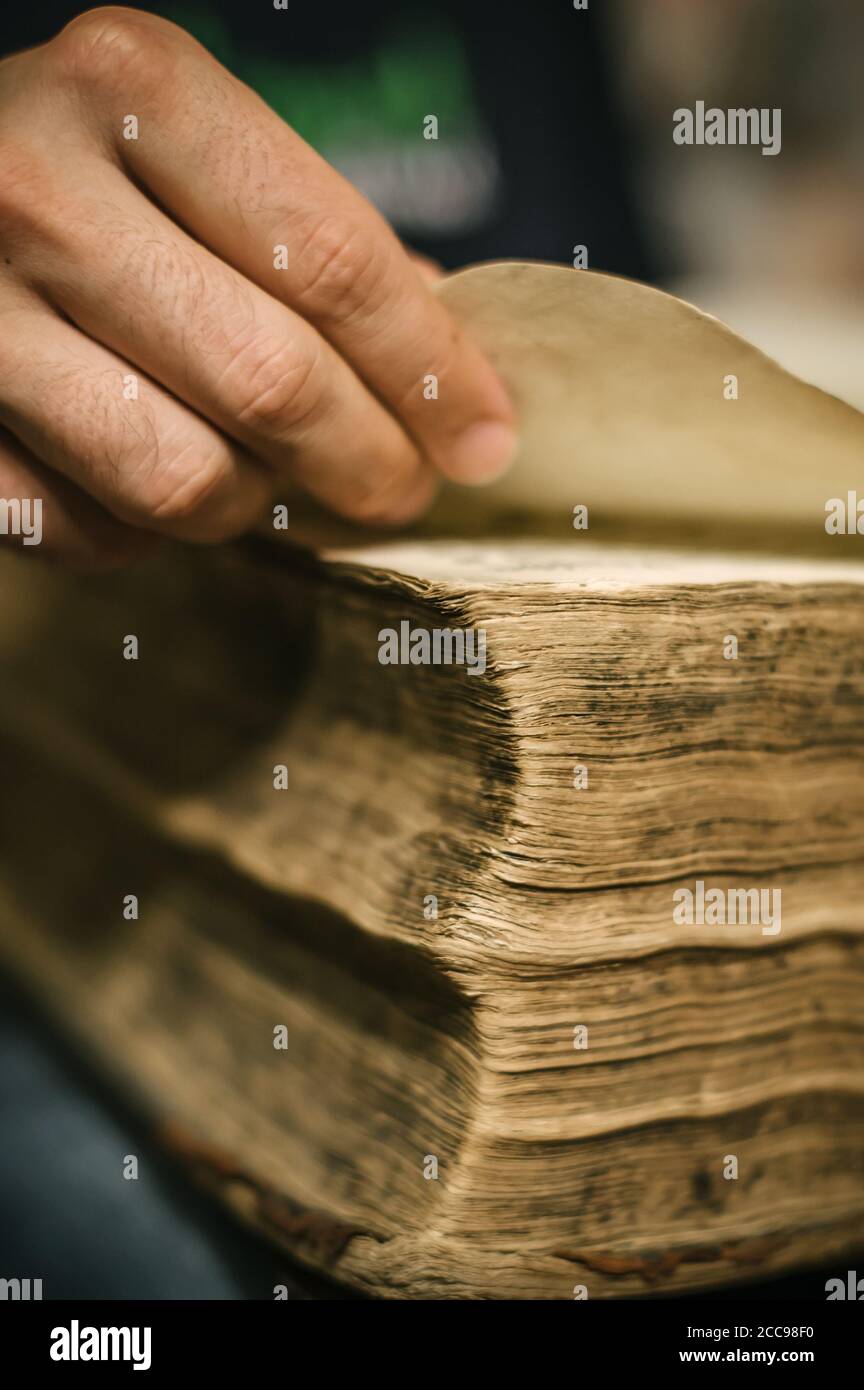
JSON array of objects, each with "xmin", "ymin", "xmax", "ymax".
[{"xmin": 445, "ymin": 421, "xmax": 519, "ymax": 485}]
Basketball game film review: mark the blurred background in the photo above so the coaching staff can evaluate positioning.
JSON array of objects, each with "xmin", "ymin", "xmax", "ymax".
[
  {"xmin": 1, "ymin": 0, "xmax": 862, "ymax": 1298},
  {"xmin": 610, "ymin": 0, "xmax": 864, "ymax": 409}
]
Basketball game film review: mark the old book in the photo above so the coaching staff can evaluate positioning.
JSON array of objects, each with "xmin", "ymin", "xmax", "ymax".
[{"xmin": 0, "ymin": 263, "xmax": 862, "ymax": 1299}]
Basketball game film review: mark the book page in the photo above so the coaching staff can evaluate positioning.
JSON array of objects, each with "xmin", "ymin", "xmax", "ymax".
[
  {"xmin": 322, "ymin": 537, "xmax": 864, "ymax": 591},
  {"xmin": 431, "ymin": 261, "xmax": 864, "ymax": 530}
]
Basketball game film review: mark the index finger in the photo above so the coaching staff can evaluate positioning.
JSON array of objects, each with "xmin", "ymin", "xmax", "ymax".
[{"xmin": 58, "ymin": 9, "xmax": 517, "ymax": 486}]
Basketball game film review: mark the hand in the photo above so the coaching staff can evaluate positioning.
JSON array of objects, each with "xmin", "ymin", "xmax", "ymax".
[{"xmin": 0, "ymin": 8, "xmax": 516, "ymax": 566}]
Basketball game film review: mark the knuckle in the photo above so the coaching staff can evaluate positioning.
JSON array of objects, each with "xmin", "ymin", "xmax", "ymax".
[
  {"xmin": 293, "ymin": 214, "xmax": 389, "ymax": 324},
  {"xmin": 127, "ymin": 432, "xmax": 265, "ymax": 543},
  {"xmin": 228, "ymin": 333, "xmax": 325, "ymax": 437},
  {"xmin": 133, "ymin": 443, "xmax": 232, "ymax": 531},
  {"xmin": 50, "ymin": 7, "xmax": 175, "ymax": 94},
  {"xmin": 0, "ymin": 138, "xmax": 55, "ymax": 241}
]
